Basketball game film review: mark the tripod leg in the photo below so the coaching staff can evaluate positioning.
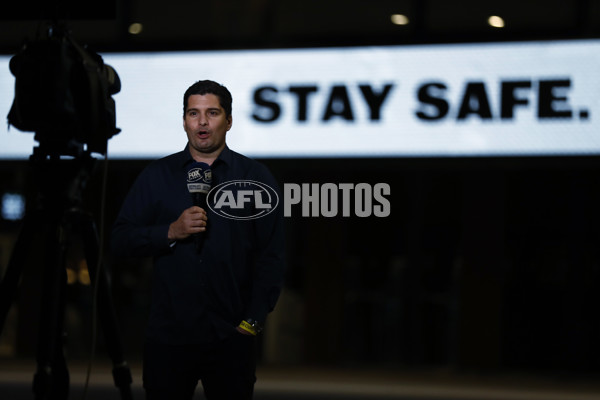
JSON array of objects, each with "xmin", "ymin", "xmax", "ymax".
[
  {"xmin": 0, "ymin": 214, "xmax": 37, "ymax": 333},
  {"xmin": 77, "ymin": 211, "xmax": 133, "ymax": 400},
  {"xmin": 33, "ymin": 220, "xmax": 70, "ymax": 400}
]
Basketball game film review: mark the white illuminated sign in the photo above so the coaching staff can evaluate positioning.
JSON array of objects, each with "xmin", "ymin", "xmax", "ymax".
[{"xmin": 1, "ymin": 39, "xmax": 599, "ymax": 159}]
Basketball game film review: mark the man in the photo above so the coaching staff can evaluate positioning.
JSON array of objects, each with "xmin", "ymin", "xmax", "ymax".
[{"xmin": 111, "ymin": 80, "xmax": 285, "ymax": 399}]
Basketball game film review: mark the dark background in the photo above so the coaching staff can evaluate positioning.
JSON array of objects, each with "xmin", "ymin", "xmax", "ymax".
[{"xmin": 1, "ymin": 0, "xmax": 600, "ymax": 380}]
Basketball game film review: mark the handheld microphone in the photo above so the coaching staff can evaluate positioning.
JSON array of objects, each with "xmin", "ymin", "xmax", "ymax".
[{"xmin": 186, "ymin": 162, "xmax": 212, "ymax": 250}]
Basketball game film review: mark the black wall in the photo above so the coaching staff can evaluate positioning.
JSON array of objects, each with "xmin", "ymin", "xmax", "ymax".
[{"xmin": 1, "ymin": 154, "xmax": 599, "ymax": 373}]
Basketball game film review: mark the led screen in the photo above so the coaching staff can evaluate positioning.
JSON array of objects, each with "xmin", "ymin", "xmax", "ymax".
[{"xmin": 1, "ymin": 39, "xmax": 599, "ymax": 159}]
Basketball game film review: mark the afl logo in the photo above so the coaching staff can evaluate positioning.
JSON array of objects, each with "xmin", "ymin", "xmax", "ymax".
[{"xmin": 207, "ymin": 180, "xmax": 279, "ymax": 220}]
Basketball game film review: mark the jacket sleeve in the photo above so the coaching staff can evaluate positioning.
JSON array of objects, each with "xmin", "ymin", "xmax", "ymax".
[
  {"xmin": 111, "ymin": 167, "xmax": 173, "ymax": 258},
  {"xmin": 245, "ymin": 167, "xmax": 286, "ymax": 325}
]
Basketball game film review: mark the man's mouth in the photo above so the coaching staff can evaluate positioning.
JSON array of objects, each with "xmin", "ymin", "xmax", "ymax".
[{"xmin": 197, "ymin": 131, "xmax": 209, "ymax": 139}]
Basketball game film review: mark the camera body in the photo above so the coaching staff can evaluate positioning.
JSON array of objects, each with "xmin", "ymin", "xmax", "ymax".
[{"xmin": 7, "ymin": 24, "xmax": 120, "ymax": 156}]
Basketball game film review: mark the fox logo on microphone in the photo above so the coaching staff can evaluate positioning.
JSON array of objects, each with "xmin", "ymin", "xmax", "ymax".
[
  {"xmin": 207, "ymin": 180, "xmax": 279, "ymax": 220},
  {"xmin": 187, "ymin": 165, "xmax": 212, "ymax": 194}
]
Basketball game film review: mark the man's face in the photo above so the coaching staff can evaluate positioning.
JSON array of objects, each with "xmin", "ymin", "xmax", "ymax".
[{"xmin": 183, "ymin": 94, "xmax": 232, "ymax": 160}]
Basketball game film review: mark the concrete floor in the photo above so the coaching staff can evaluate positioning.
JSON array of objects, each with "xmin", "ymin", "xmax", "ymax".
[{"xmin": 1, "ymin": 359, "xmax": 600, "ymax": 400}]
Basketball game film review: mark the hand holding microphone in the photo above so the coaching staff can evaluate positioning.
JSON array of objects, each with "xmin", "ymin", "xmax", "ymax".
[
  {"xmin": 184, "ymin": 162, "xmax": 212, "ymax": 251},
  {"xmin": 168, "ymin": 162, "xmax": 212, "ymax": 247},
  {"xmin": 167, "ymin": 207, "xmax": 207, "ymax": 241}
]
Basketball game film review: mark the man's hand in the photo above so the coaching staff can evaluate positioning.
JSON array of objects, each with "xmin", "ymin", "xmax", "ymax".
[{"xmin": 168, "ymin": 206, "xmax": 207, "ymax": 241}]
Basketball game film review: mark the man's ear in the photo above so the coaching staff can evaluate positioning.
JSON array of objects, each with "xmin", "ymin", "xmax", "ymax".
[{"xmin": 227, "ymin": 115, "xmax": 233, "ymax": 131}]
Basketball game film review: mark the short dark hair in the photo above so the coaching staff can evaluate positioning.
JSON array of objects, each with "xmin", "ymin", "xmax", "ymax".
[{"xmin": 183, "ymin": 80, "xmax": 232, "ymax": 117}]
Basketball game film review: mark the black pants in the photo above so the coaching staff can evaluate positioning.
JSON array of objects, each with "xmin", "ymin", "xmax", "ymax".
[{"xmin": 143, "ymin": 333, "xmax": 257, "ymax": 400}]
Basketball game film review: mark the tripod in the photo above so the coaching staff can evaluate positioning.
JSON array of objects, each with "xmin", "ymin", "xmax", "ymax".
[{"xmin": 0, "ymin": 146, "xmax": 133, "ymax": 399}]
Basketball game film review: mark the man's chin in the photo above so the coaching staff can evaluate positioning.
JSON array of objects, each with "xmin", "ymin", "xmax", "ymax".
[{"xmin": 190, "ymin": 141, "xmax": 224, "ymax": 157}]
